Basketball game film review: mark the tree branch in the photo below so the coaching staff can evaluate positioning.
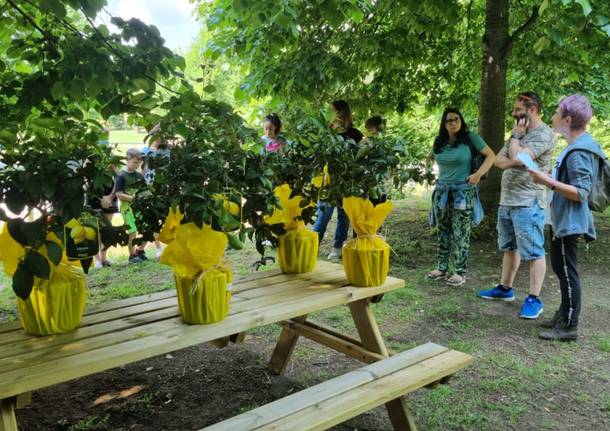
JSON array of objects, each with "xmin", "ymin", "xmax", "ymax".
[
  {"xmin": 5, "ymin": 0, "xmax": 58, "ymax": 52},
  {"xmin": 499, "ymin": 5, "xmax": 540, "ymax": 60},
  {"xmin": 508, "ymin": 6, "xmax": 540, "ymax": 44}
]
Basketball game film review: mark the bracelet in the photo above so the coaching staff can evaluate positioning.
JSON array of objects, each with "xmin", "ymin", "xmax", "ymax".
[
  {"xmin": 550, "ymin": 180, "xmax": 557, "ymax": 191},
  {"xmin": 510, "ymin": 134, "xmax": 522, "ymax": 140}
]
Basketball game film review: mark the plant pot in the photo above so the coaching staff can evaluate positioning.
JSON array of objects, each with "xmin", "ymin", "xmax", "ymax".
[
  {"xmin": 17, "ymin": 264, "xmax": 87, "ymax": 335},
  {"xmin": 174, "ymin": 268, "xmax": 232, "ymax": 324},
  {"xmin": 277, "ymin": 227, "xmax": 319, "ymax": 274},
  {"xmin": 342, "ymin": 238, "xmax": 390, "ymax": 287}
]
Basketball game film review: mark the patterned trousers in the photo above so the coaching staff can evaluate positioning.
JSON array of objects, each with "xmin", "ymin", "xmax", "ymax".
[{"xmin": 433, "ymin": 190, "xmax": 474, "ymax": 275}]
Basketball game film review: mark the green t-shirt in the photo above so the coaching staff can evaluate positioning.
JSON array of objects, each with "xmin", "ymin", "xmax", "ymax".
[
  {"xmin": 434, "ymin": 132, "xmax": 487, "ymax": 184},
  {"xmin": 116, "ymin": 169, "xmax": 143, "ymax": 212}
]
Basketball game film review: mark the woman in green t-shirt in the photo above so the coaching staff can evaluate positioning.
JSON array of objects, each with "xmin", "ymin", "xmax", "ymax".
[{"xmin": 427, "ymin": 108, "xmax": 495, "ymax": 286}]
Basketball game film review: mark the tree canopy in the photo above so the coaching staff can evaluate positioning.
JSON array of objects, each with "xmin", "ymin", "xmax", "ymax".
[{"xmin": 200, "ymin": 0, "xmax": 610, "ymax": 120}]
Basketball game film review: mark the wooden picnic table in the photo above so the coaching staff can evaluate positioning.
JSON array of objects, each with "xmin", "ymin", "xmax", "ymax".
[{"xmin": 0, "ymin": 261, "xmax": 407, "ymax": 431}]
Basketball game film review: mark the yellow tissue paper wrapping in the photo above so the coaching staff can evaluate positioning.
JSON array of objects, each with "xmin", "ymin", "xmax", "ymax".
[
  {"xmin": 0, "ymin": 224, "xmax": 86, "ymax": 335},
  {"xmin": 159, "ymin": 219, "xmax": 232, "ymax": 324},
  {"xmin": 342, "ymin": 197, "xmax": 393, "ymax": 287},
  {"xmin": 265, "ymin": 184, "xmax": 318, "ymax": 274},
  {"xmin": 18, "ymin": 264, "xmax": 87, "ymax": 335}
]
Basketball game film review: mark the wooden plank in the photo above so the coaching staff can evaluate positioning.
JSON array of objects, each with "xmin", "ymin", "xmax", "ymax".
[
  {"xmin": 0, "ymin": 262, "xmax": 335, "ymax": 338},
  {"xmin": 348, "ymin": 299, "xmax": 389, "ymax": 358},
  {"xmin": 258, "ymin": 350, "xmax": 473, "ymax": 431},
  {"xmin": 200, "ymin": 344, "xmax": 453, "ymax": 431},
  {"xmin": 268, "ymin": 315, "xmax": 308, "ymax": 375},
  {"xmin": 0, "ymin": 297, "xmax": 181, "ymax": 348},
  {"xmin": 0, "ymin": 398, "xmax": 17, "ymax": 431},
  {"xmin": 282, "ymin": 320, "xmax": 386, "ymax": 364},
  {"xmin": 15, "ymin": 393, "xmax": 31, "ymax": 409},
  {"xmin": 385, "ymin": 397, "xmax": 418, "ymax": 431},
  {"xmin": 0, "ymin": 283, "xmax": 345, "ymax": 370},
  {"xmin": 0, "ymin": 282, "xmax": 402, "ymax": 399},
  {"xmin": 0, "ymin": 280, "xmax": 403, "ymax": 378},
  {"xmin": 232, "ymin": 262, "xmax": 340, "ymax": 294},
  {"xmin": 0, "ymin": 270, "xmax": 352, "ymax": 357},
  {"xmin": 0, "ymin": 265, "xmax": 348, "ymax": 347}
]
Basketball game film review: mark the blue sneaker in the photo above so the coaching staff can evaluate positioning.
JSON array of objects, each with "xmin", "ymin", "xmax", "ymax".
[
  {"xmin": 477, "ymin": 285, "xmax": 515, "ymax": 301},
  {"xmin": 519, "ymin": 296, "xmax": 544, "ymax": 319}
]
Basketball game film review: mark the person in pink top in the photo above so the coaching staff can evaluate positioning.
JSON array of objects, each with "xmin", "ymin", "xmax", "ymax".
[{"xmin": 262, "ymin": 113, "xmax": 285, "ymax": 153}]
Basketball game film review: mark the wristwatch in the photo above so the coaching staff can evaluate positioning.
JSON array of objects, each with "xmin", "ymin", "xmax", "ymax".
[{"xmin": 510, "ymin": 134, "xmax": 522, "ymax": 140}]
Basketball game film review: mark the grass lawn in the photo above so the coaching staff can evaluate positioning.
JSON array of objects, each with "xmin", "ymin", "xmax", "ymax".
[
  {"xmin": 109, "ymin": 129, "xmax": 148, "ymax": 157},
  {"xmin": 1, "ymin": 191, "xmax": 609, "ymax": 430},
  {"xmin": 109, "ymin": 129, "xmax": 148, "ymax": 145}
]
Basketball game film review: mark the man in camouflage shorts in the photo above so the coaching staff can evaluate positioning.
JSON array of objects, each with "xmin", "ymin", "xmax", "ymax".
[{"xmin": 478, "ymin": 92, "xmax": 556, "ymax": 320}]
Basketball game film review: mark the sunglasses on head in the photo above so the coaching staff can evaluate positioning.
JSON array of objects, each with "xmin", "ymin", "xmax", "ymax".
[{"xmin": 518, "ymin": 94, "xmax": 535, "ymax": 103}]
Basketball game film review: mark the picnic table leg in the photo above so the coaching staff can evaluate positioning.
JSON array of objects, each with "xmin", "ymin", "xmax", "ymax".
[
  {"xmin": 349, "ymin": 300, "xmax": 417, "ymax": 431},
  {"xmin": 268, "ymin": 314, "xmax": 308, "ymax": 375},
  {"xmin": 0, "ymin": 398, "xmax": 18, "ymax": 431}
]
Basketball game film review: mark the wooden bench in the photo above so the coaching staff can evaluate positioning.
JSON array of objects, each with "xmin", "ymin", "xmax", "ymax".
[
  {"xmin": 0, "ymin": 261, "xmax": 410, "ymax": 431},
  {"xmin": 202, "ymin": 342, "xmax": 473, "ymax": 431}
]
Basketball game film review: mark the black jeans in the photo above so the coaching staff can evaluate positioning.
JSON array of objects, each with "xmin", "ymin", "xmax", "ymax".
[{"xmin": 550, "ymin": 232, "xmax": 581, "ymax": 328}]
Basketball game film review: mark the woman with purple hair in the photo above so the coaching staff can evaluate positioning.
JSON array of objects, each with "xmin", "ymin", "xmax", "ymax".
[{"xmin": 528, "ymin": 94, "xmax": 607, "ymax": 341}]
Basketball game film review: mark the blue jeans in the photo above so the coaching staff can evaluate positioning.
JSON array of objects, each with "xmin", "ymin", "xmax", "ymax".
[
  {"xmin": 313, "ymin": 202, "xmax": 350, "ymax": 248},
  {"xmin": 497, "ymin": 200, "xmax": 546, "ymax": 261}
]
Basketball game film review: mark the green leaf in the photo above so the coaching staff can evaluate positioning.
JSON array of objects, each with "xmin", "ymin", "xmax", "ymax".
[
  {"xmin": 320, "ymin": 0, "xmax": 343, "ymax": 28},
  {"xmin": 4, "ymin": 189, "xmax": 28, "ymax": 214},
  {"xmin": 133, "ymin": 78, "xmax": 153, "ymax": 92},
  {"xmin": 87, "ymin": 77, "xmax": 105, "ymax": 97},
  {"xmin": 40, "ymin": 0, "xmax": 67, "ymax": 18},
  {"xmin": 46, "ymin": 241, "xmax": 63, "ymax": 266},
  {"xmin": 533, "ymin": 36, "xmax": 551, "ymax": 54},
  {"xmin": 347, "ymin": 7, "xmax": 365, "ymax": 24},
  {"xmin": 24, "ymin": 250, "xmax": 51, "ymax": 279},
  {"xmin": 540, "ymin": 0, "xmax": 550, "ymax": 15},
  {"xmin": 68, "ymin": 80, "xmax": 86, "ymax": 101},
  {"xmin": 21, "ymin": 218, "xmax": 47, "ymax": 247},
  {"xmin": 7, "ymin": 220, "xmax": 28, "ymax": 247},
  {"xmin": 50, "ymin": 81, "xmax": 65, "ymax": 100},
  {"xmin": 203, "ymin": 85, "xmax": 216, "ymax": 93},
  {"xmin": 13, "ymin": 263, "xmax": 34, "ymax": 300},
  {"xmin": 80, "ymin": 0, "xmax": 105, "ymax": 18},
  {"xmin": 575, "ymin": 0, "xmax": 592, "ymax": 16}
]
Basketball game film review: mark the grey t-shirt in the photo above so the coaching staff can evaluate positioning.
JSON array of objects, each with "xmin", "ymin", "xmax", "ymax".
[{"xmin": 499, "ymin": 122, "xmax": 556, "ymax": 207}]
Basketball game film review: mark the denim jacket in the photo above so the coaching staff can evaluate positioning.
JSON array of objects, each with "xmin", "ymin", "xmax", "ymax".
[
  {"xmin": 551, "ymin": 132, "xmax": 605, "ymax": 241},
  {"xmin": 428, "ymin": 181, "xmax": 484, "ymax": 226}
]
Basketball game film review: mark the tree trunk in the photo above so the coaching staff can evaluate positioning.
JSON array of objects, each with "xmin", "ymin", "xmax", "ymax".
[{"xmin": 477, "ymin": 0, "xmax": 510, "ymax": 232}]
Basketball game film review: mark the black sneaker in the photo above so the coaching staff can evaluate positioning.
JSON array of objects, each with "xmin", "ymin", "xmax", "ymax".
[
  {"xmin": 539, "ymin": 325, "xmax": 578, "ymax": 341},
  {"xmin": 136, "ymin": 249, "xmax": 149, "ymax": 261},
  {"xmin": 540, "ymin": 309, "xmax": 564, "ymax": 329},
  {"xmin": 128, "ymin": 254, "xmax": 143, "ymax": 264}
]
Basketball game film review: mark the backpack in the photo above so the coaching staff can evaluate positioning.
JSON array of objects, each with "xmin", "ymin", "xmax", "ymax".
[
  {"xmin": 464, "ymin": 132, "xmax": 486, "ymax": 179},
  {"xmin": 561, "ymin": 148, "xmax": 610, "ymax": 213}
]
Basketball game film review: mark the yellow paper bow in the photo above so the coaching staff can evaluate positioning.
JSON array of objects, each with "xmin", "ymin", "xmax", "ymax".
[
  {"xmin": 158, "ymin": 207, "xmax": 184, "ymax": 244},
  {"xmin": 159, "ymin": 223, "xmax": 228, "ymax": 279},
  {"xmin": 342, "ymin": 197, "xmax": 393, "ymax": 236},
  {"xmin": 264, "ymin": 184, "xmax": 310, "ymax": 231}
]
